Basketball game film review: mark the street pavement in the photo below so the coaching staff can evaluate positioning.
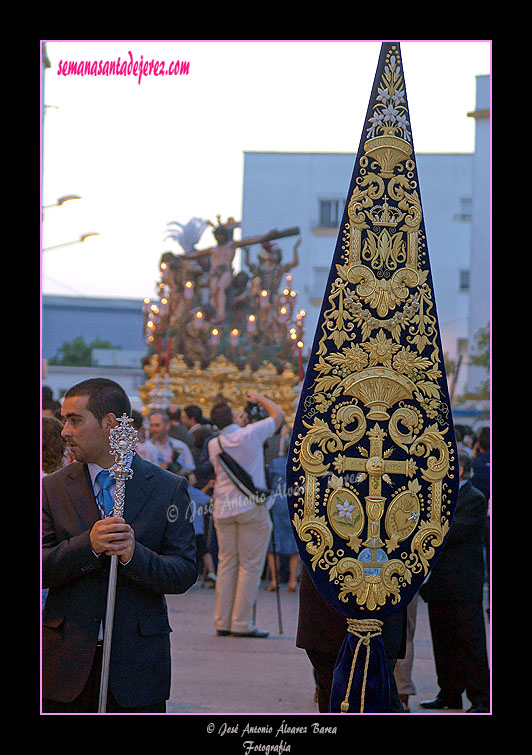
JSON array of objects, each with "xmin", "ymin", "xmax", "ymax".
[{"xmin": 165, "ymin": 577, "xmax": 491, "ymax": 716}]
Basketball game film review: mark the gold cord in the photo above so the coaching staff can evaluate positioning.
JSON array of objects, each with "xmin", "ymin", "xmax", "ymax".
[{"xmin": 340, "ymin": 618, "xmax": 383, "ymax": 713}]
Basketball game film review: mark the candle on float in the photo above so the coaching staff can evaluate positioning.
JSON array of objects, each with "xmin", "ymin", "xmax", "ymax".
[
  {"xmin": 260, "ymin": 290, "xmax": 269, "ymax": 308},
  {"xmin": 184, "ymin": 280, "xmax": 194, "ymax": 299},
  {"xmin": 194, "ymin": 310, "xmax": 204, "ymax": 329},
  {"xmin": 297, "ymin": 340, "xmax": 304, "ymax": 381},
  {"xmin": 230, "ymin": 328, "xmax": 239, "ymax": 348},
  {"xmin": 211, "ymin": 327, "xmax": 220, "ymax": 346},
  {"xmin": 143, "ymin": 298, "xmax": 151, "ymax": 315},
  {"xmin": 247, "ymin": 314, "xmax": 257, "ymax": 334},
  {"xmin": 279, "ymin": 306, "xmax": 288, "ymax": 323},
  {"xmin": 150, "ymin": 304, "xmax": 160, "ymax": 324},
  {"xmin": 160, "ymin": 261, "xmax": 168, "ymax": 282}
]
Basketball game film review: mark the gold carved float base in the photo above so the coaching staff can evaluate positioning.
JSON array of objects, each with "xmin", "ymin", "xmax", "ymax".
[{"xmin": 138, "ymin": 353, "xmax": 300, "ymax": 424}]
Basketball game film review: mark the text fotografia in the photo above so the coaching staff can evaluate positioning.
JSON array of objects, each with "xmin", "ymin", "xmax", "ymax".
[
  {"xmin": 210, "ymin": 720, "xmax": 338, "ymax": 753},
  {"xmin": 56, "ymin": 51, "xmax": 190, "ymax": 85}
]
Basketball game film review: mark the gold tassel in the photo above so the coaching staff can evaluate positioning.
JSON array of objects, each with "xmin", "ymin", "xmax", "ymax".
[{"xmin": 340, "ymin": 618, "xmax": 383, "ymax": 713}]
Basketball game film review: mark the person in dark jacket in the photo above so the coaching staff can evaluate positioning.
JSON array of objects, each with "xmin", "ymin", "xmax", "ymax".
[
  {"xmin": 471, "ymin": 426, "xmax": 490, "ymax": 598},
  {"xmin": 419, "ymin": 450, "xmax": 490, "ymax": 713},
  {"xmin": 471, "ymin": 427, "xmax": 490, "ymax": 503},
  {"xmin": 42, "ymin": 378, "xmax": 197, "ymax": 713},
  {"xmin": 296, "ymin": 565, "xmax": 406, "ymax": 712}
]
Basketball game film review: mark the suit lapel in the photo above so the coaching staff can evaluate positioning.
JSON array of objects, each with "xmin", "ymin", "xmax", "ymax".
[
  {"xmin": 63, "ymin": 462, "xmax": 101, "ymax": 530},
  {"xmin": 64, "ymin": 457, "xmax": 155, "ymax": 525},
  {"xmin": 123, "ymin": 455, "xmax": 155, "ymax": 523}
]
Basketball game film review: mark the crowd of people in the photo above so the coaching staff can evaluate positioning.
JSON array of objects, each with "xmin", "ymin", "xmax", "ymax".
[
  {"xmin": 393, "ymin": 425, "xmax": 491, "ymax": 714},
  {"xmin": 41, "ymin": 381, "xmax": 490, "ymax": 713}
]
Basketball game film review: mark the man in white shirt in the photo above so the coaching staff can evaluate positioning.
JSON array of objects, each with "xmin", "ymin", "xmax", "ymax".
[
  {"xmin": 149, "ymin": 410, "xmax": 196, "ymax": 477},
  {"xmin": 130, "ymin": 410, "xmax": 159, "ymax": 465},
  {"xmin": 208, "ymin": 390, "xmax": 284, "ymax": 638}
]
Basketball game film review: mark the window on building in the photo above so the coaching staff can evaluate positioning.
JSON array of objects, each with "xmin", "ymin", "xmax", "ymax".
[
  {"xmin": 454, "ymin": 197, "xmax": 472, "ymax": 222},
  {"xmin": 319, "ymin": 199, "xmax": 343, "ymax": 228},
  {"xmin": 459, "ymin": 269, "xmax": 470, "ymax": 292}
]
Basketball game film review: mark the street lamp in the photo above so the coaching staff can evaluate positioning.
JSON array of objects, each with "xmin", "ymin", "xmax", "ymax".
[
  {"xmin": 42, "ymin": 195, "xmax": 82, "ymax": 210},
  {"xmin": 42, "ymin": 232, "xmax": 100, "ymax": 252}
]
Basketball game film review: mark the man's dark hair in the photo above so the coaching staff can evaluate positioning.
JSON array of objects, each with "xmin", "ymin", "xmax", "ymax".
[
  {"xmin": 150, "ymin": 409, "xmax": 170, "ymax": 422},
  {"xmin": 43, "ymin": 398, "xmax": 61, "ymax": 412},
  {"xmin": 131, "ymin": 409, "xmax": 144, "ymax": 430},
  {"xmin": 167, "ymin": 406, "xmax": 181, "ymax": 421},
  {"xmin": 64, "ymin": 378, "xmax": 131, "ymax": 423},
  {"xmin": 42, "ymin": 385, "xmax": 54, "ymax": 402},
  {"xmin": 184, "ymin": 405, "xmax": 202, "ymax": 423},
  {"xmin": 210, "ymin": 402, "xmax": 233, "ymax": 430},
  {"xmin": 477, "ymin": 427, "xmax": 490, "ymax": 452}
]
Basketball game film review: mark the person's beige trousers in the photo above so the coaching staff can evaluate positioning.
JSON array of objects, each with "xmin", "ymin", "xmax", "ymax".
[{"xmin": 214, "ymin": 505, "xmax": 272, "ymax": 633}]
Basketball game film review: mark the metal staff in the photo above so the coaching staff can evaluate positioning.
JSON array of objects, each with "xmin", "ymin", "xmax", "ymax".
[
  {"xmin": 269, "ymin": 513, "xmax": 283, "ymax": 635},
  {"xmin": 267, "ymin": 426, "xmax": 290, "ymax": 635},
  {"xmin": 272, "ymin": 426, "xmax": 289, "ymax": 635},
  {"xmin": 98, "ymin": 414, "xmax": 138, "ymax": 713}
]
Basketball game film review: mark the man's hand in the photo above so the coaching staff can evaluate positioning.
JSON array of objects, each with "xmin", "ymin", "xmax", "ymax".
[
  {"xmin": 244, "ymin": 390, "xmax": 261, "ymax": 405},
  {"xmin": 90, "ymin": 517, "xmax": 135, "ymax": 564}
]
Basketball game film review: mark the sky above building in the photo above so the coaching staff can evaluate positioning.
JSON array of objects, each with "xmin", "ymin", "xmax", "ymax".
[{"xmin": 41, "ymin": 40, "xmax": 491, "ymax": 301}]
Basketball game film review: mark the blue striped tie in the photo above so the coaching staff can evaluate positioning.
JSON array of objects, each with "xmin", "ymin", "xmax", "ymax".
[{"xmin": 96, "ymin": 469, "xmax": 114, "ymax": 518}]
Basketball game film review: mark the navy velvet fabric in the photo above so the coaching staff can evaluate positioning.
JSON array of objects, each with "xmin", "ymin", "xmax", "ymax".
[
  {"xmin": 286, "ymin": 41, "xmax": 459, "ymax": 713},
  {"xmin": 329, "ymin": 633, "xmax": 390, "ymax": 713}
]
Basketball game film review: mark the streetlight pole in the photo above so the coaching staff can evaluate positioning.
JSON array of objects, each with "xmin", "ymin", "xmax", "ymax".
[{"xmin": 42, "ymin": 233, "xmax": 100, "ymax": 252}]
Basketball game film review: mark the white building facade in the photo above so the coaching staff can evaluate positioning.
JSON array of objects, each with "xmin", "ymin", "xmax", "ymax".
[{"xmin": 241, "ymin": 76, "xmax": 489, "ymax": 412}]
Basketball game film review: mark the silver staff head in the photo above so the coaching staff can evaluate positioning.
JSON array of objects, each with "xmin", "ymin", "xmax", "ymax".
[{"xmin": 109, "ymin": 413, "xmax": 139, "ymax": 482}]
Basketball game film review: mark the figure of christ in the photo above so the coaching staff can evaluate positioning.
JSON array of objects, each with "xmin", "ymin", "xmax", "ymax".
[{"xmin": 185, "ymin": 226, "xmax": 299, "ymax": 324}]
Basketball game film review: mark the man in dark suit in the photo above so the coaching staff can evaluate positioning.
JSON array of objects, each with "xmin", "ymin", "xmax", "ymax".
[
  {"xmin": 419, "ymin": 451, "xmax": 490, "ymax": 713},
  {"xmin": 167, "ymin": 405, "xmax": 195, "ymax": 448},
  {"xmin": 296, "ymin": 566, "xmax": 406, "ymax": 713},
  {"xmin": 42, "ymin": 378, "xmax": 197, "ymax": 713}
]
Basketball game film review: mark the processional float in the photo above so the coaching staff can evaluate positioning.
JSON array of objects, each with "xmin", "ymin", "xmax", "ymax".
[
  {"xmin": 139, "ymin": 217, "xmax": 305, "ymax": 423},
  {"xmin": 286, "ymin": 42, "xmax": 459, "ymax": 712}
]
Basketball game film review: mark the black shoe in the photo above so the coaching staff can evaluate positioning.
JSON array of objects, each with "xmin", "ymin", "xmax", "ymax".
[
  {"xmin": 466, "ymin": 704, "xmax": 489, "ymax": 713},
  {"xmin": 420, "ymin": 695, "xmax": 462, "ymax": 710},
  {"xmin": 216, "ymin": 630, "xmax": 231, "ymax": 636},
  {"xmin": 231, "ymin": 628, "xmax": 269, "ymax": 638}
]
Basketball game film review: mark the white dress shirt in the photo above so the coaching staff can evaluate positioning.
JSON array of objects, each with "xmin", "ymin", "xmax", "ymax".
[{"xmin": 208, "ymin": 417, "xmax": 275, "ymax": 519}]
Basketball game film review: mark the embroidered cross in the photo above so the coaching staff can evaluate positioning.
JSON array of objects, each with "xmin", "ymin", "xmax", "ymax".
[{"xmin": 334, "ymin": 423, "xmax": 417, "ymax": 568}]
